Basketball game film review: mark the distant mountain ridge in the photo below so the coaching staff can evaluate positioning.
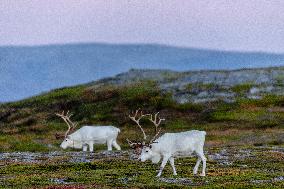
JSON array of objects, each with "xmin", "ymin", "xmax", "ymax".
[{"xmin": 1, "ymin": 43, "xmax": 284, "ymax": 102}]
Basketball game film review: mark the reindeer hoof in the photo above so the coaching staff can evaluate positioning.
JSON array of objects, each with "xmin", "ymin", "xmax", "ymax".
[{"xmin": 200, "ymin": 173, "xmax": 206, "ymax": 177}]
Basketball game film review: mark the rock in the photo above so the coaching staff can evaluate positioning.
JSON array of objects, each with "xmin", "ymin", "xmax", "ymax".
[
  {"xmin": 273, "ymin": 176, "xmax": 284, "ymax": 182},
  {"xmin": 159, "ymin": 177, "xmax": 194, "ymax": 185}
]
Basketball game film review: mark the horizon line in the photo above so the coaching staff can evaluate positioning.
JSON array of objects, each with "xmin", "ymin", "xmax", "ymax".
[{"xmin": 1, "ymin": 41, "xmax": 284, "ymax": 55}]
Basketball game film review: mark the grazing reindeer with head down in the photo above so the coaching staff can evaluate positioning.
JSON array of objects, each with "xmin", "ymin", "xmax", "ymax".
[
  {"xmin": 56, "ymin": 111, "xmax": 121, "ymax": 152},
  {"xmin": 127, "ymin": 109, "xmax": 207, "ymax": 177}
]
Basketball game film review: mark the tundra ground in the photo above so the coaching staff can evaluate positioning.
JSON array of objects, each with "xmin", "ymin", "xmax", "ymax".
[{"xmin": 0, "ymin": 145, "xmax": 283, "ymax": 189}]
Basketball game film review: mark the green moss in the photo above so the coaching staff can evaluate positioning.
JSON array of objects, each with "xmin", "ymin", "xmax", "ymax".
[
  {"xmin": 236, "ymin": 94, "xmax": 284, "ymax": 107},
  {"xmin": 200, "ymin": 83, "xmax": 218, "ymax": 90},
  {"xmin": 120, "ymin": 81, "xmax": 159, "ymax": 104},
  {"xmin": 0, "ymin": 135, "xmax": 49, "ymax": 152},
  {"xmin": 257, "ymin": 94, "xmax": 284, "ymax": 107},
  {"xmin": 231, "ymin": 83, "xmax": 253, "ymax": 95},
  {"xmin": 174, "ymin": 102, "xmax": 204, "ymax": 112},
  {"xmin": 161, "ymin": 71, "xmax": 180, "ymax": 82},
  {"xmin": 118, "ymin": 81, "xmax": 176, "ymax": 110},
  {"xmin": 185, "ymin": 83, "xmax": 194, "ymax": 91},
  {"xmin": 166, "ymin": 119, "xmax": 188, "ymax": 129},
  {"xmin": 275, "ymin": 74, "xmax": 284, "ymax": 87},
  {"xmin": 8, "ymin": 85, "xmax": 85, "ymax": 108}
]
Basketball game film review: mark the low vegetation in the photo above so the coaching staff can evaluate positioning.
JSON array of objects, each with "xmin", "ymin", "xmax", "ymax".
[
  {"xmin": 231, "ymin": 83, "xmax": 254, "ymax": 96},
  {"xmin": 0, "ymin": 146, "xmax": 283, "ymax": 188},
  {"xmin": 0, "ymin": 81, "xmax": 284, "ymax": 151}
]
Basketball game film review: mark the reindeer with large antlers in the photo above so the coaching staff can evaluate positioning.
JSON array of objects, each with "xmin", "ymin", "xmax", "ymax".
[
  {"xmin": 56, "ymin": 111, "xmax": 121, "ymax": 152},
  {"xmin": 128, "ymin": 109, "xmax": 207, "ymax": 177}
]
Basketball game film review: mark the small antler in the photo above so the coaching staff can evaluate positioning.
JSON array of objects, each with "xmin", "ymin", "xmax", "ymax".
[
  {"xmin": 129, "ymin": 109, "xmax": 150, "ymax": 140},
  {"xmin": 126, "ymin": 138, "xmax": 134, "ymax": 146},
  {"xmin": 55, "ymin": 110, "xmax": 78, "ymax": 138},
  {"xmin": 148, "ymin": 112, "xmax": 165, "ymax": 143},
  {"xmin": 126, "ymin": 138, "xmax": 144, "ymax": 155}
]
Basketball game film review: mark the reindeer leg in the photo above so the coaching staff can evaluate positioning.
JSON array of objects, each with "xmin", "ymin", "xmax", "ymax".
[
  {"xmin": 112, "ymin": 140, "xmax": 121, "ymax": 150},
  {"xmin": 169, "ymin": 157, "xmax": 177, "ymax": 176},
  {"xmin": 157, "ymin": 155, "xmax": 170, "ymax": 177},
  {"xmin": 200, "ymin": 155, "xmax": 207, "ymax": 177},
  {"xmin": 193, "ymin": 157, "xmax": 201, "ymax": 175},
  {"xmin": 196, "ymin": 150, "xmax": 206, "ymax": 176},
  {"xmin": 83, "ymin": 145, "xmax": 88, "ymax": 152},
  {"xmin": 107, "ymin": 140, "xmax": 113, "ymax": 151},
  {"xmin": 88, "ymin": 141, "xmax": 94, "ymax": 152}
]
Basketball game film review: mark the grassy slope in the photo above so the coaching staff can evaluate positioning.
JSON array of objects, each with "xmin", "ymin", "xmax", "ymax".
[{"xmin": 0, "ymin": 81, "xmax": 283, "ymax": 152}]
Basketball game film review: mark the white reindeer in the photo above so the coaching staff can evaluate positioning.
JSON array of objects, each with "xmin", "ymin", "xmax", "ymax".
[
  {"xmin": 127, "ymin": 110, "xmax": 207, "ymax": 177},
  {"xmin": 56, "ymin": 111, "xmax": 121, "ymax": 152}
]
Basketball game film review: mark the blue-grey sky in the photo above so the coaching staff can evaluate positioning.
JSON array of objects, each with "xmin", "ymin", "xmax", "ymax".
[{"xmin": 0, "ymin": 0, "xmax": 283, "ymax": 53}]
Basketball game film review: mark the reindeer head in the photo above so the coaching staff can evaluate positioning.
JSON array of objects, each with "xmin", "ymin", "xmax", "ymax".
[
  {"xmin": 127, "ymin": 109, "xmax": 165, "ymax": 155},
  {"xmin": 55, "ymin": 110, "xmax": 78, "ymax": 139}
]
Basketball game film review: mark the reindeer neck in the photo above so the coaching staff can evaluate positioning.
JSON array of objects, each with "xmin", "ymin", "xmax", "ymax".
[{"xmin": 150, "ymin": 151, "xmax": 161, "ymax": 164}]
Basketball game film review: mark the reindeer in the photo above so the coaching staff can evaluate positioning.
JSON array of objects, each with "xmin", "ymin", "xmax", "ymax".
[
  {"xmin": 56, "ymin": 111, "xmax": 121, "ymax": 152},
  {"xmin": 127, "ymin": 109, "xmax": 207, "ymax": 177}
]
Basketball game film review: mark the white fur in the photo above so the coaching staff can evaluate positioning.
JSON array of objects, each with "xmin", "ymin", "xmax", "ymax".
[
  {"xmin": 60, "ymin": 126, "xmax": 121, "ymax": 152},
  {"xmin": 140, "ymin": 130, "xmax": 206, "ymax": 177}
]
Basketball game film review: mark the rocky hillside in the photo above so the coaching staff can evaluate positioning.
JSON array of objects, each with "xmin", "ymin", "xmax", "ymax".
[
  {"xmin": 1, "ymin": 43, "xmax": 284, "ymax": 102},
  {"xmin": 90, "ymin": 67, "xmax": 284, "ymax": 103}
]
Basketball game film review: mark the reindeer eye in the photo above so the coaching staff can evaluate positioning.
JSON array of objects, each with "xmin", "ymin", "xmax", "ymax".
[{"xmin": 145, "ymin": 150, "xmax": 149, "ymax": 153}]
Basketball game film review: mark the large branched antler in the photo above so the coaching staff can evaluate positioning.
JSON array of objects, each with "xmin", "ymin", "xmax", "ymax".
[
  {"xmin": 128, "ymin": 109, "xmax": 150, "ymax": 140},
  {"xmin": 55, "ymin": 110, "xmax": 78, "ymax": 138},
  {"xmin": 127, "ymin": 109, "xmax": 166, "ymax": 153},
  {"xmin": 148, "ymin": 112, "xmax": 165, "ymax": 144}
]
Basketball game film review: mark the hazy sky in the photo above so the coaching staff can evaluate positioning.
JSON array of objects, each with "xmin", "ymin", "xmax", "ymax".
[{"xmin": 0, "ymin": 0, "xmax": 284, "ymax": 53}]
